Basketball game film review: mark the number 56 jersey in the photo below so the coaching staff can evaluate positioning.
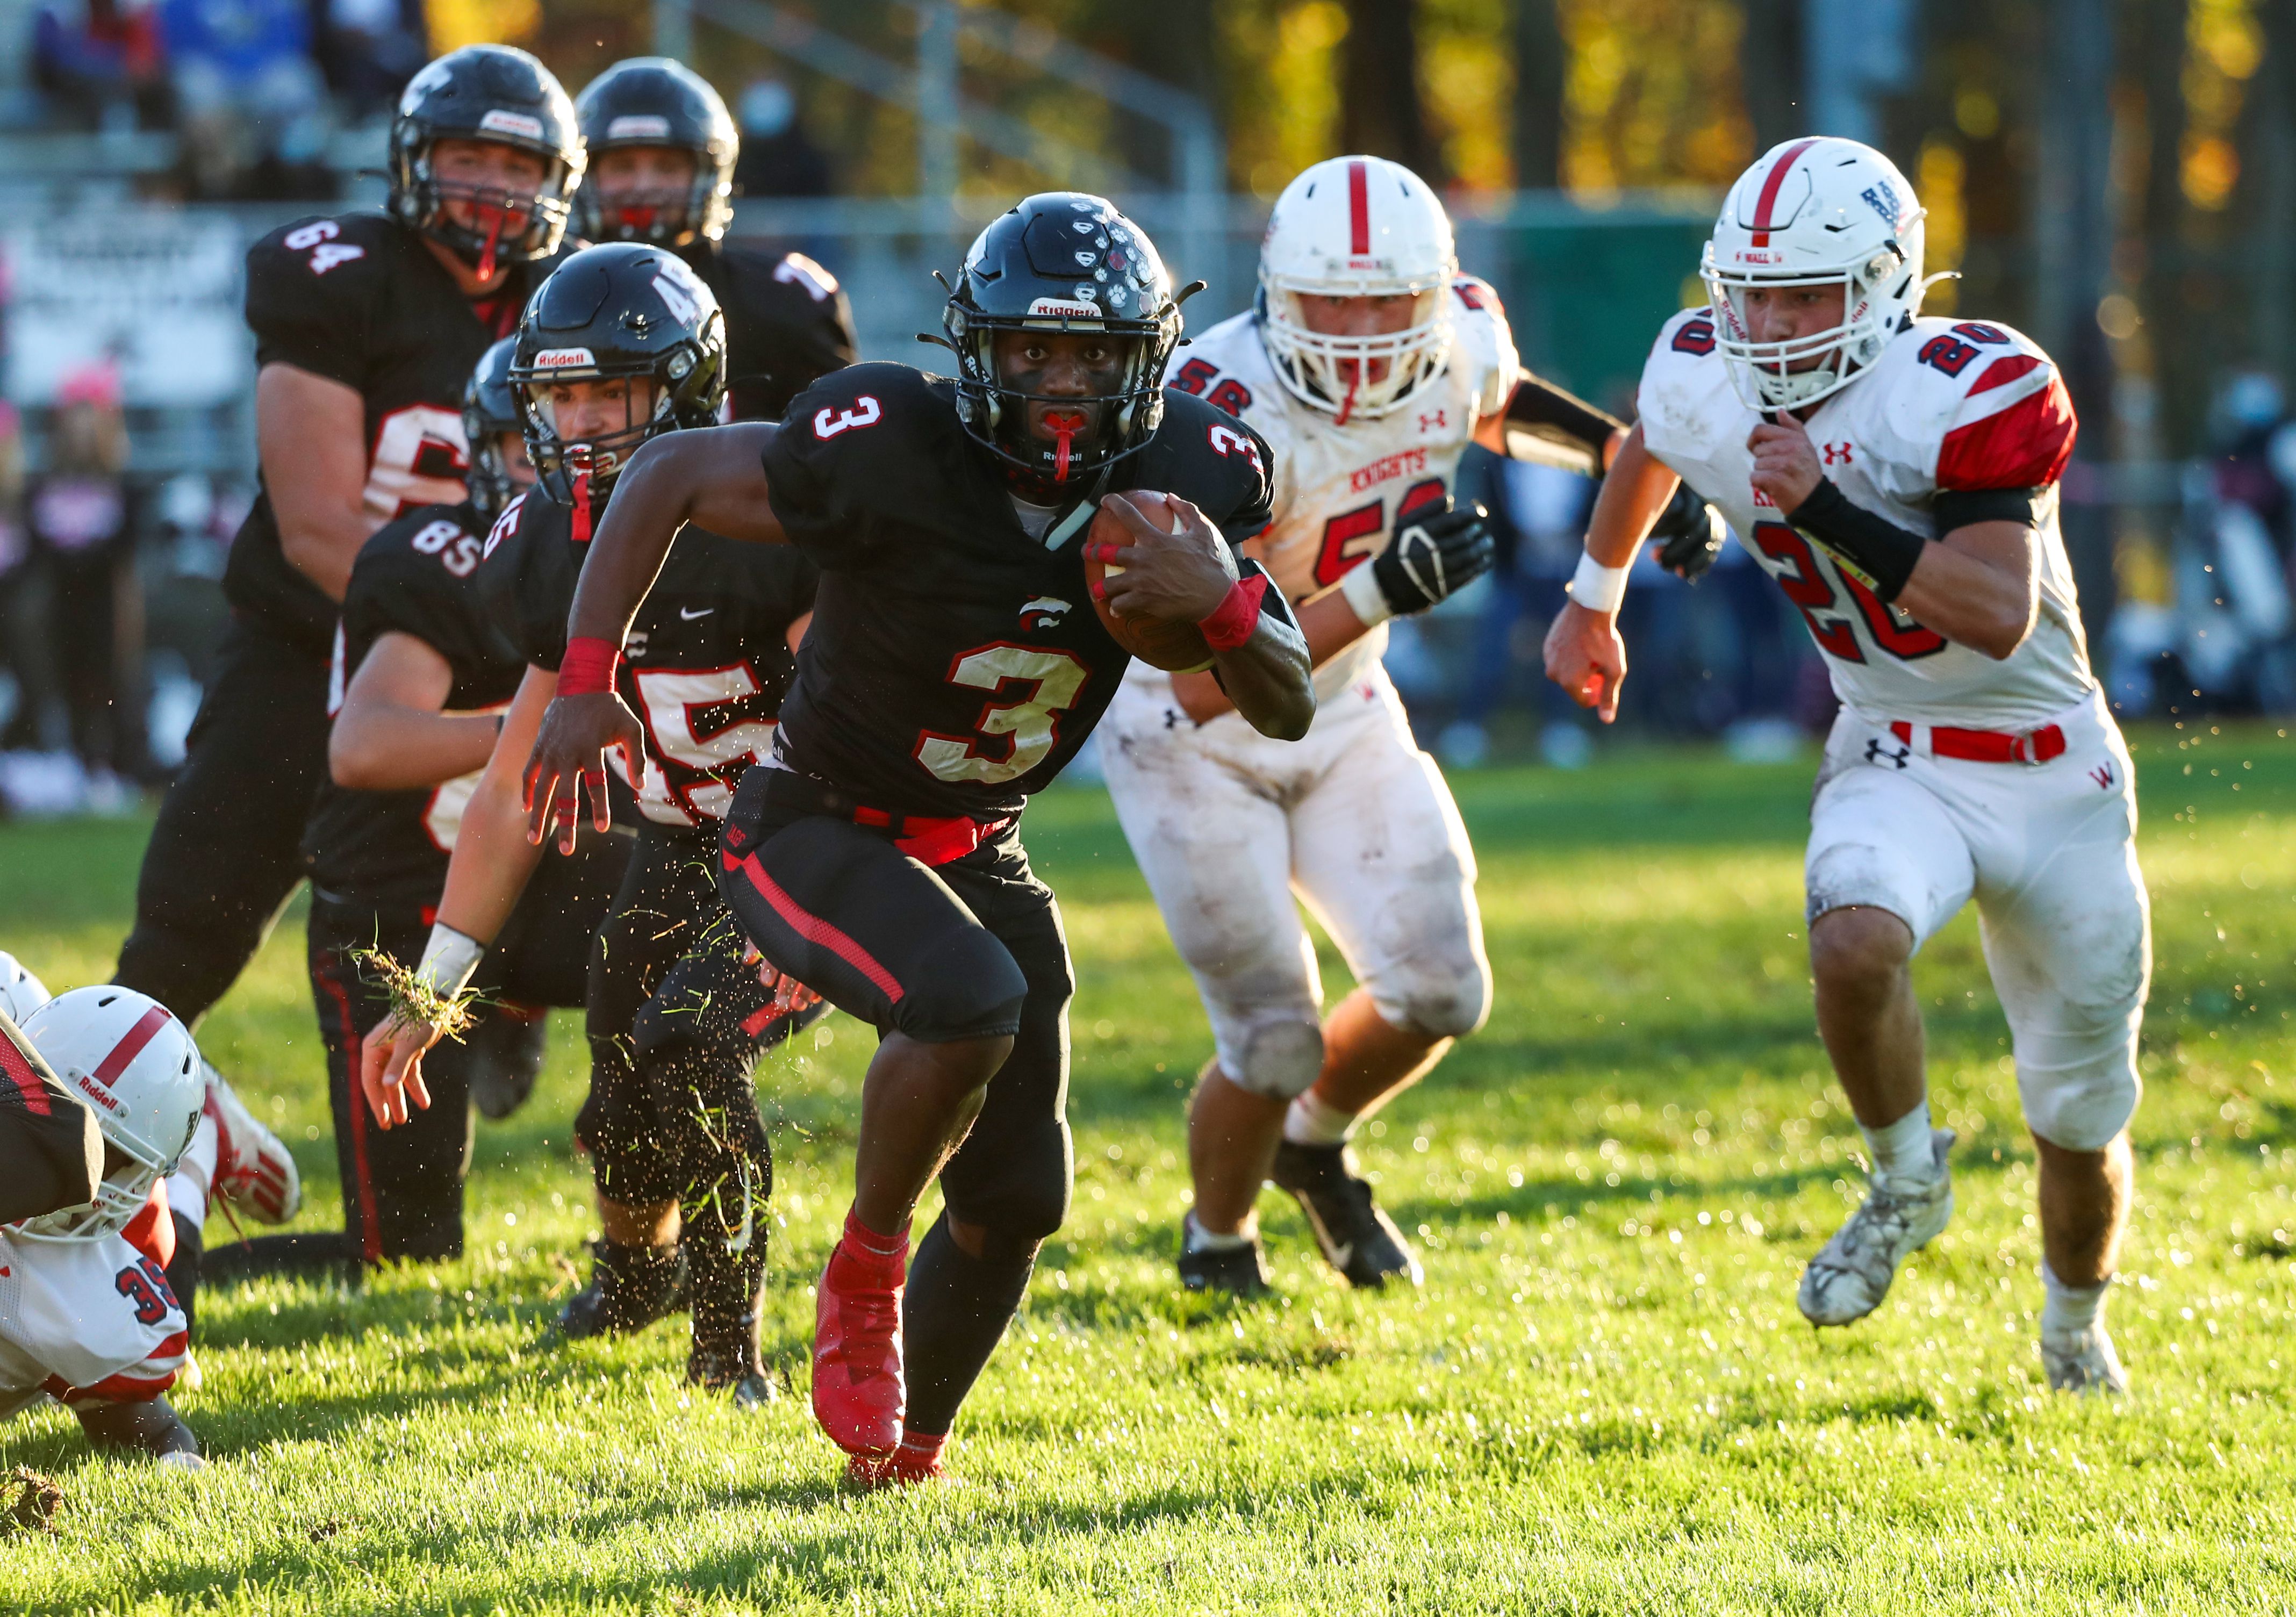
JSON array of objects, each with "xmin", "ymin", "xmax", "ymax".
[
  {"xmin": 1638, "ymin": 309, "xmax": 2093, "ymax": 729},
  {"xmin": 1156, "ymin": 281, "xmax": 1519, "ymax": 700}
]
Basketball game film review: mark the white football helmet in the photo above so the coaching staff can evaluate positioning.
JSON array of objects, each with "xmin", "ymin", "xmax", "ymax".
[
  {"xmin": 1702, "ymin": 136, "xmax": 1929, "ymax": 410},
  {"xmin": 12, "ymin": 987, "xmax": 203, "ymax": 1240},
  {"xmin": 0, "ymin": 951, "xmax": 51, "ymax": 1024},
  {"xmin": 1258, "ymin": 155, "xmax": 1456, "ymax": 421}
]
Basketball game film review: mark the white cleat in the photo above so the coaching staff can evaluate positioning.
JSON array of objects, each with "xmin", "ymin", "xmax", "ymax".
[
  {"xmin": 1798, "ymin": 1126, "xmax": 1955, "ymax": 1327},
  {"xmin": 204, "ymin": 1062, "xmax": 301, "ymax": 1224},
  {"xmin": 2042, "ymin": 1325, "xmax": 2129, "ymax": 1397}
]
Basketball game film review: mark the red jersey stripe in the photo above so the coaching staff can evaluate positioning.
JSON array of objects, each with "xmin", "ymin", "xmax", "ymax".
[
  {"xmin": 1, "ymin": 1037, "xmax": 53, "ymax": 1117},
  {"xmin": 91, "ymin": 1004, "xmax": 174, "ymax": 1088},
  {"xmin": 728, "ymin": 852, "xmax": 905, "ymax": 1004},
  {"xmin": 1936, "ymin": 373, "xmax": 2079, "ymax": 490},
  {"xmin": 1968, "ymin": 353, "xmax": 2045, "ymax": 397},
  {"xmin": 1749, "ymin": 138, "xmax": 1819, "ymax": 247},
  {"xmin": 1347, "ymin": 159, "xmax": 1369, "ymax": 256}
]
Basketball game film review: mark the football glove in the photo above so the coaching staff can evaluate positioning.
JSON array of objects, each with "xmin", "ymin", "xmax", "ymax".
[
  {"xmin": 1367, "ymin": 499, "xmax": 1495, "ymax": 617},
  {"xmin": 1647, "ymin": 483, "xmax": 1724, "ymax": 579}
]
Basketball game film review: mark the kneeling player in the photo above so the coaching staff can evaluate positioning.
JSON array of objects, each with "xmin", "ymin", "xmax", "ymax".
[
  {"xmin": 523, "ymin": 194, "xmax": 1315, "ymax": 1484},
  {"xmin": 362, "ymin": 243, "xmax": 823, "ymax": 1404},
  {"xmin": 1547, "ymin": 138, "xmax": 2148, "ymax": 1393},
  {"xmin": 2, "ymin": 989, "xmax": 209, "ymax": 1464}
]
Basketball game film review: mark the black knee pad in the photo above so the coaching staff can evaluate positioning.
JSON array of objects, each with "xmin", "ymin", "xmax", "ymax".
[
  {"xmin": 941, "ymin": 1115, "xmax": 1071, "ymax": 1244},
  {"xmin": 575, "ymin": 1037, "xmax": 683, "ymax": 1208}
]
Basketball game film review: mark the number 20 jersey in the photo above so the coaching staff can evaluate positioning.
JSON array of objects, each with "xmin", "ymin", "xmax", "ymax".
[
  {"xmin": 1156, "ymin": 281, "xmax": 1519, "ymax": 700},
  {"xmin": 1638, "ymin": 309, "xmax": 2092, "ymax": 728}
]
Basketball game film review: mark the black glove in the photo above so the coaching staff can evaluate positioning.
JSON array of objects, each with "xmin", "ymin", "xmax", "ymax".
[
  {"xmin": 1647, "ymin": 483, "xmax": 1724, "ymax": 579},
  {"xmin": 1367, "ymin": 499, "xmax": 1495, "ymax": 616}
]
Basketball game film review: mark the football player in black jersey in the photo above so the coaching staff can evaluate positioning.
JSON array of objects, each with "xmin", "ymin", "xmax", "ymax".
[
  {"xmin": 289, "ymin": 338, "xmax": 633, "ymax": 1268},
  {"xmin": 360, "ymin": 244, "xmax": 825, "ymax": 1405},
  {"xmin": 112, "ymin": 45, "xmax": 584, "ymax": 1036},
  {"xmin": 573, "ymin": 57, "xmax": 856, "ymax": 421},
  {"xmin": 512, "ymin": 195, "xmax": 1316, "ymax": 1485}
]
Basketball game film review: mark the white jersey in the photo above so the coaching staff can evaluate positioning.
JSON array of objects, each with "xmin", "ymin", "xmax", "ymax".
[
  {"xmin": 0, "ymin": 1223, "xmax": 186, "ymax": 1417},
  {"xmin": 1639, "ymin": 309, "xmax": 2094, "ymax": 728},
  {"xmin": 1144, "ymin": 280, "xmax": 1519, "ymax": 699}
]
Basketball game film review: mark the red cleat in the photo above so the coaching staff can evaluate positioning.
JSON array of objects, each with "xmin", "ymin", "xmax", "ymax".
[
  {"xmin": 812, "ymin": 1210, "xmax": 909, "ymax": 1456},
  {"xmin": 845, "ymin": 1431, "xmax": 948, "ymax": 1491}
]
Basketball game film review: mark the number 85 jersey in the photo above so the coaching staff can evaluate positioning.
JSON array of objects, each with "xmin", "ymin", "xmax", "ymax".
[{"xmin": 1638, "ymin": 308, "xmax": 2093, "ymax": 729}]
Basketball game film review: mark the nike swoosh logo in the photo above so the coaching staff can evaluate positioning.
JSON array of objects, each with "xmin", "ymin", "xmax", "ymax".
[{"xmin": 680, "ymin": 606, "xmax": 714, "ymax": 620}]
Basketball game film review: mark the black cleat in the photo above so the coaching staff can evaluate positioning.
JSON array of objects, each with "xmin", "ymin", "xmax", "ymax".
[
  {"xmin": 555, "ymin": 1241, "xmax": 689, "ymax": 1340},
  {"xmin": 687, "ymin": 1342, "xmax": 778, "ymax": 1409},
  {"xmin": 1176, "ymin": 1213, "xmax": 1273, "ymax": 1297},
  {"xmin": 1271, "ymin": 1139, "xmax": 1422, "ymax": 1288}
]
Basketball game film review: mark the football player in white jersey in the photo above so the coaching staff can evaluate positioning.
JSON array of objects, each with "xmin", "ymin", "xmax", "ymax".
[
  {"xmin": 1104, "ymin": 156, "xmax": 1699, "ymax": 1294},
  {"xmin": 1546, "ymin": 138, "xmax": 2149, "ymax": 1393}
]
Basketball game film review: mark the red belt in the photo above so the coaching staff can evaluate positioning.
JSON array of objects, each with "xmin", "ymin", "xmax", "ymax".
[
  {"xmin": 851, "ymin": 805, "xmax": 1010, "ymax": 866},
  {"xmin": 1889, "ymin": 720, "xmax": 2065, "ymax": 765}
]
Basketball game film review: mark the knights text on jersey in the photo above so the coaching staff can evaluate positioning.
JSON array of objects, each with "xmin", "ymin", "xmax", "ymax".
[
  {"xmin": 1638, "ymin": 308, "xmax": 2093, "ymax": 728},
  {"xmin": 303, "ymin": 501, "xmax": 526, "ymax": 901},
  {"xmin": 757, "ymin": 362, "xmax": 1282, "ymax": 820},
  {"xmin": 685, "ymin": 243, "xmax": 858, "ymax": 422},
  {"xmin": 0, "ymin": 1225, "xmax": 187, "ymax": 1417},
  {"xmin": 479, "ymin": 488, "xmax": 818, "ymax": 827},
  {"xmin": 1160, "ymin": 281, "xmax": 1518, "ymax": 697},
  {"xmin": 223, "ymin": 212, "xmax": 561, "ymax": 650}
]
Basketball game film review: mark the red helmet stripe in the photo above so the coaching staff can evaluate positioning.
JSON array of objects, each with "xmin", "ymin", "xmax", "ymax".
[
  {"xmin": 1749, "ymin": 139, "xmax": 1820, "ymax": 247},
  {"xmin": 91, "ymin": 1004, "xmax": 174, "ymax": 1088},
  {"xmin": 1347, "ymin": 159, "xmax": 1370, "ymax": 256}
]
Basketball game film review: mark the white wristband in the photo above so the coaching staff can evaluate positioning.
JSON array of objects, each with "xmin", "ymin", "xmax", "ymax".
[
  {"xmin": 1568, "ymin": 551, "xmax": 1631, "ymax": 615},
  {"xmin": 1339, "ymin": 559, "xmax": 1393, "ymax": 627},
  {"xmin": 415, "ymin": 924, "xmax": 485, "ymax": 1000}
]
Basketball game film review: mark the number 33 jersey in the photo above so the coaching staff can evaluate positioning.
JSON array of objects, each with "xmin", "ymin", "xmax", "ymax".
[
  {"xmin": 1638, "ymin": 309, "xmax": 2093, "ymax": 728},
  {"xmin": 480, "ymin": 490, "xmax": 820, "ymax": 829},
  {"xmin": 1158, "ymin": 282, "xmax": 1519, "ymax": 699},
  {"xmin": 0, "ymin": 1225, "xmax": 187, "ymax": 1417}
]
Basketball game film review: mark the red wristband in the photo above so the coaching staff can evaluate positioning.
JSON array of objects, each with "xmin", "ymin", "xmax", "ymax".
[
  {"xmin": 558, "ymin": 636, "xmax": 622, "ymax": 696},
  {"xmin": 1197, "ymin": 573, "xmax": 1269, "ymax": 653}
]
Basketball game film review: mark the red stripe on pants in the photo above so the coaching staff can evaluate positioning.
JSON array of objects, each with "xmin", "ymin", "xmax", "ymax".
[{"xmin": 726, "ymin": 851, "xmax": 906, "ymax": 1004}]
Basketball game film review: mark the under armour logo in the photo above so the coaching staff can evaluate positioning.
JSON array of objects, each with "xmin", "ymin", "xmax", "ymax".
[
  {"xmin": 2091, "ymin": 762, "xmax": 2115, "ymax": 790},
  {"xmin": 1866, "ymin": 737, "xmax": 1911, "ymax": 769},
  {"xmin": 1823, "ymin": 441, "xmax": 1854, "ymax": 465},
  {"xmin": 1418, "ymin": 408, "xmax": 1447, "ymax": 433},
  {"xmin": 1021, "ymin": 595, "xmax": 1072, "ymax": 631}
]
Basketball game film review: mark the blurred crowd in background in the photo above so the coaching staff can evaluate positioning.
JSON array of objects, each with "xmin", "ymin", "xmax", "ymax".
[{"xmin": 6, "ymin": 0, "xmax": 2296, "ymax": 817}]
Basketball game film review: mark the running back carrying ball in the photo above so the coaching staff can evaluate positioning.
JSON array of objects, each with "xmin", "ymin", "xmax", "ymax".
[{"xmin": 1084, "ymin": 490, "xmax": 1222, "ymax": 671}]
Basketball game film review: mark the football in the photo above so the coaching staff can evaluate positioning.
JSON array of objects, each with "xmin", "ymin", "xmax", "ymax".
[{"xmin": 1082, "ymin": 491, "xmax": 1217, "ymax": 672}]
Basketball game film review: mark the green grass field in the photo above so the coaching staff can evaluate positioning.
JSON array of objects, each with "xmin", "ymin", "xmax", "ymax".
[{"xmin": 4, "ymin": 727, "xmax": 2293, "ymax": 1614}]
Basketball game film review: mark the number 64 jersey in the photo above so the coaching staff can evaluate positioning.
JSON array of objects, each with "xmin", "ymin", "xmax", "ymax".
[{"xmin": 1638, "ymin": 309, "xmax": 2092, "ymax": 728}]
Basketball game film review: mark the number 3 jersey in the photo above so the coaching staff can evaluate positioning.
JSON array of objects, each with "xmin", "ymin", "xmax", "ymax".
[
  {"xmin": 758, "ymin": 362, "xmax": 1281, "ymax": 822},
  {"xmin": 224, "ymin": 211, "xmax": 562, "ymax": 652},
  {"xmin": 480, "ymin": 488, "xmax": 820, "ymax": 829},
  {"xmin": 0, "ymin": 1224, "xmax": 187, "ymax": 1417},
  {"xmin": 1638, "ymin": 308, "xmax": 2093, "ymax": 728},
  {"xmin": 1154, "ymin": 282, "xmax": 1519, "ymax": 700},
  {"xmin": 303, "ymin": 500, "xmax": 526, "ymax": 905}
]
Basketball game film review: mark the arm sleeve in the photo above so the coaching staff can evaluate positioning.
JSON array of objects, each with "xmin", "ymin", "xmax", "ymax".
[
  {"xmin": 345, "ymin": 518, "xmax": 501, "ymax": 678},
  {"xmin": 757, "ymin": 367, "xmax": 924, "ymax": 570},
  {"xmin": 245, "ymin": 223, "xmax": 374, "ymax": 389},
  {"xmin": 1934, "ymin": 354, "xmax": 2078, "ymax": 491}
]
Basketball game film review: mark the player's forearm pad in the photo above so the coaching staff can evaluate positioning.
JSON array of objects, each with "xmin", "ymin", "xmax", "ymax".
[
  {"xmin": 558, "ymin": 636, "xmax": 622, "ymax": 697},
  {"xmin": 1567, "ymin": 550, "xmax": 1631, "ymax": 614},
  {"xmin": 1199, "ymin": 572, "xmax": 1271, "ymax": 652},
  {"xmin": 416, "ymin": 923, "xmax": 485, "ymax": 1001},
  {"xmin": 1788, "ymin": 478, "xmax": 1931, "ymax": 601},
  {"xmin": 1505, "ymin": 373, "xmax": 1627, "ymax": 466}
]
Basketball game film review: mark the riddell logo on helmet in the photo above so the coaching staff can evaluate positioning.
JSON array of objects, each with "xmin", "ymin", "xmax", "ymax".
[
  {"xmin": 75, "ymin": 1074, "xmax": 120, "ymax": 1112},
  {"xmin": 1027, "ymin": 297, "xmax": 1100, "ymax": 319},
  {"xmin": 531, "ymin": 347, "xmax": 596, "ymax": 368},
  {"xmin": 607, "ymin": 114, "xmax": 673, "ymax": 140},
  {"xmin": 479, "ymin": 109, "xmax": 544, "ymax": 140}
]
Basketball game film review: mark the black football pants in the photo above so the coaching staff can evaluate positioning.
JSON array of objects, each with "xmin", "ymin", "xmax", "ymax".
[
  {"xmin": 715, "ymin": 770, "xmax": 1076, "ymax": 1247},
  {"xmin": 306, "ymin": 830, "xmax": 629, "ymax": 1264},
  {"xmin": 116, "ymin": 613, "xmax": 331, "ymax": 1025}
]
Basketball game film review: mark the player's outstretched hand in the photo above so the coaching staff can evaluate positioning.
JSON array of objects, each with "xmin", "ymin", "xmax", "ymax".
[
  {"xmin": 1544, "ymin": 601, "xmax": 1628, "ymax": 724},
  {"xmin": 1748, "ymin": 412, "xmax": 1823, "ymax": 513},
  {"xmin": 524, "ymin": 692, "xmax": 645, "ymax": 854},
  {"xmin": 1095, "ymin": 493, "xmax": 1237, "ymax": 624},
  {"xmin": 359, "ymin": 1013, "xmax": 440, "ymax": 1130}
]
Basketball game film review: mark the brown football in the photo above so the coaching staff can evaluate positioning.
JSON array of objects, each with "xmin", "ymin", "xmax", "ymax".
[{"xmin": 1082, "ymin": 491, "xmax": 1216, "ymax": 672}]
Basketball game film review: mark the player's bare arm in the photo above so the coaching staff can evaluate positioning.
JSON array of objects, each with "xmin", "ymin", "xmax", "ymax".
[
  {"xmin": 77, "ymin": 1393, "xmax": 199, "ymax": 1462},
  {"xmin": 361, "ymin": 662, "xmax": 556, "ymax": 1127},
  {"xmin": 1099, "ymin": 492, "xmax": 1314, "ymax": 739},
  {"xmin": 1542, "ymin": 422, "xmax": 1683, "ymax": 722},
  {"xmin": 331, "ymin": 631, "xmax": 503, "ymax": 790},
  {"xmin": 525, "ymin": 422, "xmax": 784, "ymax": 851},
  {"xmin": 1749, "ymin": 411, "xmax": 2039, "ymax": 659},
  {"xmin": 259, "ymin": 363, "xmax": 385, "ymax": 602}
]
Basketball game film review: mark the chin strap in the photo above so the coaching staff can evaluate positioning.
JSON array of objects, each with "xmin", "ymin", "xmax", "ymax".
[
  {"xmin": 1043, "ymin": 411, "xmax": 1087, "ymax": 483},
  {"xmin": 474, "ymin": 205, "xmax": 507, "ymax": 283},
  {"xmin": 1332, "ymin": 371, "xmax": 1359, "ymax": 428},
  {"xmin": 569, "ymin": 465, "xmax": 593, "ymax": 543}
]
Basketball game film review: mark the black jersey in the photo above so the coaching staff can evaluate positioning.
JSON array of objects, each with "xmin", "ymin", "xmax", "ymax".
[
  {"xmin": 758, "ymin": 362, "xmax": 1281, "ymax": 821},
  {"xmin": 304, "ymin": 501, "xmax": 525, "ymax": 903},
  {"xmin": 224, "ymin": 211, "xmax": 562, "ymax": 650},
  {"xmin": 685, "ymin": 243, "xmax": 857, "ymax": 422},
  {"xmin": 480, "ymin": 488, "xmax": 819, "ymax": 829}
]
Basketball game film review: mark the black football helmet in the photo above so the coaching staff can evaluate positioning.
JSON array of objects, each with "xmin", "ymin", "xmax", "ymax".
[
  {"xmin": 463, "ymin": 337, "xmax": 525, "ymax": 521},
  {"xmin": 573, "ymin": 58, "xmax": 738, "ymax": 247},
  {"xmin": 390, "ymin": 46, "xmax": 584, "ymax": 277},
  {"xmin": 941, "ymin": 193, "xmax": 1186, "ymax": 488},
  {"xmin": 509, "ymin": 242, "xmax": 727, "ymax": 505}
]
